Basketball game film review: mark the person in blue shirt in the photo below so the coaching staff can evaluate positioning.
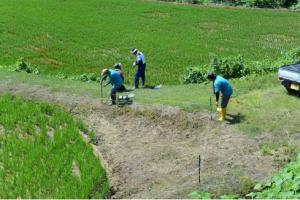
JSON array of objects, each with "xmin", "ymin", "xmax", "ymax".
[
  {"xmin": 101, "ymin": 68, "xmax": 125, "ymax": 105},
  {"xmin": 114, "ymin": 63, "xmax": 124, "ymax": 82},
  {"xmin": 207, "ymin": 72, "xmax": 233, "ymax": 121},
  {"xmin": 131, "ymin": 48, "xmax": 146, "ymax": 89}
]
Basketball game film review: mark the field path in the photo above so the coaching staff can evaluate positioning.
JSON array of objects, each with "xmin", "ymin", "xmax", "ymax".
[{"xmin": 0, "ymin": 81, "xmax": 277, "ymax": 198}]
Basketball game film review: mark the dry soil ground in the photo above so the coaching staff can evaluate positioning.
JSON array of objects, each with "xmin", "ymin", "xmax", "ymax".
[{"xmin": 0, "ymin": 82, "xmax": 278, "ymax": 198}]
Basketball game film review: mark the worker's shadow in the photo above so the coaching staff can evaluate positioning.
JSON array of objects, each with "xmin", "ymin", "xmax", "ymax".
[
  {"xmin": 225, "ymin": 113, "xmax": 245, "ymax": 125},
  {"xmin": 142, "ymin": 85, "xmax": 162, "ymax": 89},
  {"xmin": 124, "ymin": 89, "xmax": 134, "ymax": 92}
]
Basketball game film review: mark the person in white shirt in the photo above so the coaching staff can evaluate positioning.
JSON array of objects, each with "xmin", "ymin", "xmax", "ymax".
[{"xmin": 131, "ymin": 48, "xmax": 146, "ymax": 89}]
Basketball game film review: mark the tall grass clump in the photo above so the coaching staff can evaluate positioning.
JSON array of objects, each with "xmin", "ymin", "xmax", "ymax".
[{"xmin": 0, "ymin": 95, "xmax": 109, "ymax": 198}]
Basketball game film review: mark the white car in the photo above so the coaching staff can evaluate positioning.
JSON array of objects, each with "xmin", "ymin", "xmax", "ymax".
[{"xmin": 278, "ymin": 63, "xmax": 300, "ymax": 94}]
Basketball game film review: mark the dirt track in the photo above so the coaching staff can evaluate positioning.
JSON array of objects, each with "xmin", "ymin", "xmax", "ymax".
[{"xmin": 0, "ymin": 82, "xmax": 277, "ymax": 198}]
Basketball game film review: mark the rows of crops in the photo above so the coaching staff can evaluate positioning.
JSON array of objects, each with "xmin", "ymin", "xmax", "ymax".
[
  {"xmin": 0, "ymin": 95, "xmax": 109, "ymax": 198},
  {"xmin": 0, "ymin": 0, "xmax": 300, "ymax": 84}
]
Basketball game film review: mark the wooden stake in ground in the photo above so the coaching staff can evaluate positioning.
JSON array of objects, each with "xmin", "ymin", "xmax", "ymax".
[{"xmin": 199, "ymin": 155, "xmax": 201, "ymax": 184}]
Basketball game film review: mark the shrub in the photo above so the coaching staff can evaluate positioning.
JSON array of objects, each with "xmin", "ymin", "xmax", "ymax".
[
  {"xmin": 282, "ymin": 47, "xmax": 300, "ymax": 64},
  {"xmin": 159, "ymin": 0, "xmax": 202, "ymax": 4},
  {"xmin": 181, "ymin": 67, "xmax": 208, "ymax": 84},
  {"xmin": 78, "ymin": 73, "xmax": 89, "ymax": 82},
  {"xmin": 290, "ymin": 1, "xmax": 300, "ymax": 9},
  {"xmin": 12, "ymin": 58, "xmax": 40, "ymax": 74},
  {"xmin": 177, "ymin": 0, "xmax": 202, "ymax": 3},
  {"xmin": 252, "ymin": 0, "xmax": 282, "ymax": 7},
  {"xmin": 181, "ymin": 48, "xmax": 300, "ymax": 84},
  {"xmin": 159, "ymin": 0, "xmax": 297, "ymax": 7},
  {"xmin": 87, "ymin": 73, "xmax": 97, "ymax": 81},
  {"xmin": 247, "ymin": 60, "xmax": 278, "ymax": 74},
  {"xmin": 68, "ymin": 72, "xmax": 100, "ymax": 82},
  {"xmin": 210, "ymin": 54, "xmax": 250, "ymax": 79},
  {"xmin": 55, "ymin": 72, "xmax": 68, "ymax": 79}
]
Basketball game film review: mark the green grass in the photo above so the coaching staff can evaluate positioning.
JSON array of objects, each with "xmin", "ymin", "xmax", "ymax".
[
  {"xmin": 0, "ymin": 0, "xmax": 300, "ymax": 84},
  {"xmin": 0, "ymin": 95, "xmax": 109, "ymax": 198},
  {"xmin": 233, "ymin": 87, "xmax": 300, "ymax": 136},
  {"xmin": 1, "ymin": 64, "xmax": 300, "ymax": 198},
  {"xmin": 1, "ymin": 69, "xmax": 300, "ymax": 139}
]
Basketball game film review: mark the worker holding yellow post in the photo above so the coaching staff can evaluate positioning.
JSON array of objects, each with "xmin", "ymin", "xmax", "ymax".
[{"xmin": 207, "ymin": 72, "xmax": 233, "ymax": 121}]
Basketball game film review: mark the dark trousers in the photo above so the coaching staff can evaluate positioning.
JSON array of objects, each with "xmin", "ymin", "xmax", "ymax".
[
  {"xmin": 221, "ymin": 95, "xmax": 231, "ymax": 108},
  {"xmin": 111, "ymin": 85, "xmax": 126, "ymax": 104},
  {"xmin": 134, "ymin": 64, "xmax": 146, "ymax": 88}
]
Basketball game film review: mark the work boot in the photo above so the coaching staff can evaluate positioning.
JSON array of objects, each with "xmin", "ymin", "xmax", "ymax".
[
  {"xmin": 218, "ymin": 108, "xmax": 226, "ymax": 121},
  {"xmin": 108, "ymin": 101, "xmax": 116, "ymax": 106},
  {"xmin": 110, "ymin": 94, "xmax": 116, "ymax": 105}
]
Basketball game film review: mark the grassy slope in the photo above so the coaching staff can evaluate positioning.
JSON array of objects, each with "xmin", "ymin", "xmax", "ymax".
[
  {"xmin": 0, "ymin": 95, "xmax": 109, "ymax": 198},
  {"xmin": 1, "ymin": 70, "xmax": 300, "ymax": 139},
  {"xmin": 1, "ymin": 70, "xmax": 300, "ymax": 198},
  {"xmin": 0, "ymin": 0, "xmax": 300, "ymax": 84}
]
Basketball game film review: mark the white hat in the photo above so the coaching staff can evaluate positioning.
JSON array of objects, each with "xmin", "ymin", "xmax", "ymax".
[{"xmin": 131, "ymin": 48, "xmax": 138, "ymax": 54}]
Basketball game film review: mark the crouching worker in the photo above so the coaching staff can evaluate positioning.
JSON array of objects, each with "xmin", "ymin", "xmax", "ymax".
[
  {"xmin": 114, "ymin": 63, "xmax": 125, "ymax": 82},
  {"xmin": 101, "ymin": 68, "xmax": 126, "ymax": 105},
  {"xmin": 207, "ymin": 72, "xmax": 233, "ymax": 121}
]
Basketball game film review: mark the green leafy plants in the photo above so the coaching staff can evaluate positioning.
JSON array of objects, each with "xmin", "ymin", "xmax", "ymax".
[
  {"xmin": 69, "ymin": 73, "xmax": 100, "ymax": 83},
  {"xmin": 247, "ymin": 153, "xmax": 300, "ymax": 198},
  {"xmin": 282, "ymin": 47, "xmax": 300, "ymax": 64},
  {"xmin": 0, "ymin": 95, "xmax": 109, "ymax": 198},
  {"xmin": 181, "ymin": 48, "xmax": 300, "ymax": 84},
  {"xmin": 291, "ymin": 1, "xmax": 300, "ymax": 10},
  {"xmin": 160, "ymin": 0, "xmax": 298, "ymax": 7},
  {"xmin": 181, "ymin": 67, "xmax": 208, "ymax": 84},
  {"xmin": 11, "ymin": 58, "xmax": 40, "ymax": 74},
  {"xmin": 210, "ymin": 55, "xmax": 250, "ymax": 79}
]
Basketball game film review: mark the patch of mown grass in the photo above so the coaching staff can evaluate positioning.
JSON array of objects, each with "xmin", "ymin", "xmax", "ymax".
[
  {"xmin": 0, "ymin": 0, "xmax": 300, "ymax": 84},
  {"xmin": 0, "ymin": 95, "xmax": 109, "ymax": 198},
  {"xmin": 232, "ymin": 86, "xmax": 300, "ymax": 137}
]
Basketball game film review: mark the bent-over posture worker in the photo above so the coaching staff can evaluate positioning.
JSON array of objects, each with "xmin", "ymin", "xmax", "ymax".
[
  {"xmin": 101, "ymin": 68, "xmax": 126, "ymax": 105},
  {"xmin": 207, "ymin": 72, "xmax": 233, "ymax": 121},
  {"xmin": 131, "ymin": 48, "xmax": 146, "ymax": 89}
]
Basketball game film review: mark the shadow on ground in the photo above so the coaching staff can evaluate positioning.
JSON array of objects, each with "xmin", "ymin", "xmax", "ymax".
[{"xmin": 226, "ymin": 113, "xmax": 245, "ymax": 125}]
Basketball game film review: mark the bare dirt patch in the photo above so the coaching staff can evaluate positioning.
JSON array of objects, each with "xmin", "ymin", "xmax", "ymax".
[{"xmin": 0, "ymin": 83, "xmax": 277, "ymax": 198}]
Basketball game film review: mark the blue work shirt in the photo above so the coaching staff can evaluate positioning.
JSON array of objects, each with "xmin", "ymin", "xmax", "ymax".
[
  {"xmin": 136, "ymin": 51, "xmax": 146, "ymax": 65},
  {"xmin": 214, "ymin": 75, "xmax": 233, "ymax": 97},
  {"xmin": 109, "ymin": 69, "xmax": 123, "ymax": 88}
]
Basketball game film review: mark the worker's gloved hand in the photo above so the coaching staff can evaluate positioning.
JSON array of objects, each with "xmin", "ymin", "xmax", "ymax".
[{"xmin": 132, "ymin": 62, "xmax": 136, "ymax": 67}]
